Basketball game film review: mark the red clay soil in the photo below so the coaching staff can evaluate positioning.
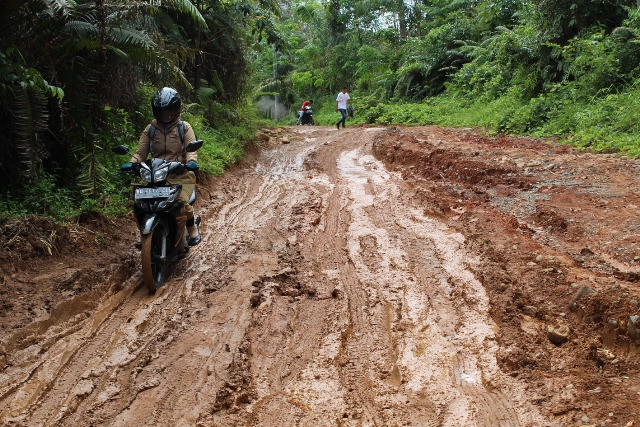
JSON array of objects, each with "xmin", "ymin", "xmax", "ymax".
[
  {"xmin": 0, "ymin": 125, "xmax": 638, "ymax": 426},
  {"xmin": 372, "ymin": 126, "xmax": 640, "ymax": 425}
]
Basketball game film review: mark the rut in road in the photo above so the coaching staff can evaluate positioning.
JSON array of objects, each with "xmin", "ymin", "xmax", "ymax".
[{"xmin": 0, "ymin": 126, "xmax": 551, "ymax": 426}]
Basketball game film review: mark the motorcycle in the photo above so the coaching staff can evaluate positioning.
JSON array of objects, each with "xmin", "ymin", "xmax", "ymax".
[
  {"xmin": 296, "ymin": 106, "xmax": 314, "ymax": 125},
  {"xmin": 112, "ymin": 140, "xmax": 203, "ymax": 293}
]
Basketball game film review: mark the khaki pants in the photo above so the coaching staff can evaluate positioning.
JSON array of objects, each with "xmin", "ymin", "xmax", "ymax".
[{"xmin": 167, "ymin": 171, "xmax": 197, "ymax": 220}]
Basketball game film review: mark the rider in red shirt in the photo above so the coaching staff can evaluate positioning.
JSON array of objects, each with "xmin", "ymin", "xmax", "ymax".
[{"xmin": 297, "ymin": 99, "xmax": 313, "ymax": 124}]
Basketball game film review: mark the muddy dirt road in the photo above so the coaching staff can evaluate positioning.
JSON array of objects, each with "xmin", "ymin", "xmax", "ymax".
[{"xmin": 1, "ymin": 125, "xmax": 639, "ymax": 426}]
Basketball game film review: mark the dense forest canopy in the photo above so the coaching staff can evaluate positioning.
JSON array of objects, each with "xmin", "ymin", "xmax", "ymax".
[
  {"xmin": 252, "ymin": 0, "xmax": 640, "ymax": 105},
  {"xmin": 2, "ymin": 0, "xmax": 640, "ymax": 219},
  {"xmin": 0, "ymin": 0, "xmax": 278, "ymax": 218}
]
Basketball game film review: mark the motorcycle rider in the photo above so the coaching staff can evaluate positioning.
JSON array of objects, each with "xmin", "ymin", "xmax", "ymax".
[
  {"xmin": 128, "ymin": 87, "xmax": 201, "ymax": 246},
  {"xmin": 297, "ymin": 99, "xmax": 313, "ymax": 124}
]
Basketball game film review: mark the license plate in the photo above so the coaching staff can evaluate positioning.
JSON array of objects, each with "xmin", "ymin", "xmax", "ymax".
[{"xmin": 135, "ymin": 187, "xmax": 171, "ymax": 199}]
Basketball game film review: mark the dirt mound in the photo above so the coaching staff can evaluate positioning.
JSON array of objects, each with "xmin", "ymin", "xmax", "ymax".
[{"xmin": 373, "ymin": 125, "xmax": 640, "ymax": 424}]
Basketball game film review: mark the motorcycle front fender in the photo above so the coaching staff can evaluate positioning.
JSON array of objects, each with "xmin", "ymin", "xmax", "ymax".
[{"xmin": 141, "ymin": 214, "xmax": 168, "ymax": 235}]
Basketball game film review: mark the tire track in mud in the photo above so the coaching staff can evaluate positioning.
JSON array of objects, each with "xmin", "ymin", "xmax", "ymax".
[
  {"xmin": 452, "ymin": 354, "xmax": 521, "ymax": 427},
  {"xmin": 102, "ymin": 147, "xmax": 313, "ymax": 426},
  {"xmin": 0, "ymin": 126, "xmax": 555, "ymax": 426},
  {"xmin": 0, "ymin": 275, "xmax": 144, "ymax": 425},
  {"xmin": 344, "ymin": 145, "xmax": 533, "ymax": 426},
  {"xmin": 102, "ymin": 141, "xmax": 322, "ymax": 426},
  {"xmin": 0, "ymin": 142, "xmax": 300, "ymax": 425},
  {"xmin": 291, "ymin": 139, "xmax": 537, "ymax": 426}
]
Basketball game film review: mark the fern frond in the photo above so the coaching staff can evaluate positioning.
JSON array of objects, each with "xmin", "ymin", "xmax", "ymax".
[
  {"xmin": 256, "ymin": 80, "xmax": 281, "ymax": 93},
  {"xmin": 107, "ymin": 45, "xmax": 129, "ymax": 59}
]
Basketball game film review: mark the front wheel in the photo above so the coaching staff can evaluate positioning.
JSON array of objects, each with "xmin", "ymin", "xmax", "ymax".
[
  {"xmin": 140, "ymin": 223, "xmax": 167, "ymax": 293},
  {"xmin": 309, "ymin": 117, "xmax": 315, "ymax": 125}
]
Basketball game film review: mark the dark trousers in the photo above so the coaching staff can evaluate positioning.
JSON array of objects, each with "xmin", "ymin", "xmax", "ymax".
[{"xmin": 337, "ymin": 108, "xmax": 347, "ymax": 127}]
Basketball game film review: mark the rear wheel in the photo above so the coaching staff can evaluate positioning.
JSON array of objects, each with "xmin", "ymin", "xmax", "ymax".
[{"xmin": 140, "ymin": 224, "xmax": 167, "ymax": 293}]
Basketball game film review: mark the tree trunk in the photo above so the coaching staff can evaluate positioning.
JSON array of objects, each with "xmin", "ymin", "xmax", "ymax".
[
  {"xmin": 398, "ymin": 0, "xmax": 407, "ymax": 39},
  {"xmin": 327, "ymin": 0, "xmax": 344, "ymax": 45},
  {"xmin": 194, "ymin": 0, "xmax": 202, "ymax": 93},
  {"xmin": 194, "ymin": 30, "xmax": 202, "ymax": 93}
]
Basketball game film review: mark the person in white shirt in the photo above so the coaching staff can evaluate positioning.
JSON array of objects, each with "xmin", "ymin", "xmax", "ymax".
[{"xmin": 335, "ymin": 86, "xmax": 352, "ymax": 129}]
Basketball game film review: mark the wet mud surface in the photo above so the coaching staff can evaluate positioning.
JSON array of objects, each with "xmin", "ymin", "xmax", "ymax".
[{"xmin": 0, "ymin": 125, "xmax": 639, "ymax": 426}]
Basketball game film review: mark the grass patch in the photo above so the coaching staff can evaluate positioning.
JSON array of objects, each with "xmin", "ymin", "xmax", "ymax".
[
  {"xmin": 182, "ymin": 111, "xmax": 257, "ymax": 176},
  {"xmin": 357, "ymin": 84, "xmax": 640, "ymax": 157}
]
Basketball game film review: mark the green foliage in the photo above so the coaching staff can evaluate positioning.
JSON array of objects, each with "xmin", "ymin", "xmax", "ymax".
[
  {"xmin": 533, "ymin": 0, "xmax": 632, "ymax": 45},
  {"xmin": 359, "ymin": 78, "xmax": 640, "ymax": 157},
  {"xmin": 0, "ymin": 49, "xmax": 64, "ymax": 100},
  {"xmin": 0, "ymin": 172, "xmax": 79, "ymax": 221},
  {"xmin": 6, "ymin": 0, "xmax": 640, "ymax": 222},
  {"xmin": 291, "ymin": 71, "xmax": 314, "ymax": 92},
  {"xmin": 0, "ymin": 0, "xmax": 274, "ymax": 222},
  {"xmin": 182, "ymin": 105, "xmax": 258, "ymax": 176},
  {"xmin": 451, "ymin": 24, "xmax": 541, "ymax": 100}
]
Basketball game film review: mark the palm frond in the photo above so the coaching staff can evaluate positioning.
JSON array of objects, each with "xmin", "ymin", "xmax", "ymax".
[
  {"xmin": 12, "ymin": 87, "xmax": 49, "ymax": 180},
  {"xmin": 65, "ymin": 20, "xmax": 99, "ymax": 37},
  {"xmin": 76, "ymin": 147, "xmax": 107, "ymax": 197},
  {"xmin": 164, "ymin": 0, "xmax": 208, "ymax": 29},
  {"xmin": 107, "ymin": 27, "xmax": 155, "ymax": 49},
  {"xmin": 293, "ymin": 4, "xmax": 323, "ymax": 28},
  {"xmin": 258, "ymin": 0, "xmax": 281, "ymax": 17},
  {"xmin": 45, "ymin": 0, "xmax": 77, "ymax": 16}
]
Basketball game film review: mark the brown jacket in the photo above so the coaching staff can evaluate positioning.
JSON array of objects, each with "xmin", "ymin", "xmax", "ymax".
[{"xmin": 130, "ymin": 120, "xmax": 198, "ymax": 164}]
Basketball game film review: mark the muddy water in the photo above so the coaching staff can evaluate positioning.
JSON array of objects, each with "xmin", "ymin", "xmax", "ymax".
[{"xmin": 0, "ymin": 127, "xmax": 552, "ymax": 426}]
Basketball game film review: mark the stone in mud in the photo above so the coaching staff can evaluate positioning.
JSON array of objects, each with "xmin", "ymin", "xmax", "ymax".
[
  {"xmin": 596, "ymin": 347, "xmax": 616, "ymax": 364},
  {"xmin": 275, "ymin": 266, "xmax": 295, "ymax": 277},
  {"xmin": 498, "ymin": 283, "xmax": 510, "ymax": 292},
  {"xmin": 72, "ymin": 379, "xmax": 95, "ymax": 397},
  {"xmin": 569, "ymin": 286, "xmax": 596, "ymax": 311},
  {"xmin": 547, "ymin": 323, "xmax": 570, "ymax": 345},
  {"xmin": 281, "ymin": 137, "xmax": 290, "ymax": 144}
]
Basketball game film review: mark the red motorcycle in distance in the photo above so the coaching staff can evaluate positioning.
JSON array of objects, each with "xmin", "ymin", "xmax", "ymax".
[{"xmin": 296, "ymin": 105, "xmax": 314, "ymax": 125}]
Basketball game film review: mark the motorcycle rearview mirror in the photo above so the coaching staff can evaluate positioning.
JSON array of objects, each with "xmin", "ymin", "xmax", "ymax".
[
  {"xmin": 186, "ymin": 140, "xmax": 203, "ymax": 153},
  {"xmin": 112, "ymin": 145, "xmax": 130, "ymax": 155}
]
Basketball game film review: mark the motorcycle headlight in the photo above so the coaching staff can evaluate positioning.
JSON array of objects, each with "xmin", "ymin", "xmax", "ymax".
[
  {"xmin": 140, "ymin": 165, "xmax": 152, "ymax": 183},
  {"xmin": 154, "ymin": 165, "xmax": 169, "ymax": 182}
]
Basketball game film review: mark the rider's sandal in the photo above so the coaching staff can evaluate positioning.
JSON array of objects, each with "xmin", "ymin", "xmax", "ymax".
[{"xmin": 187, "ymin": 216, "xmax": 201, "ymax": 246}]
